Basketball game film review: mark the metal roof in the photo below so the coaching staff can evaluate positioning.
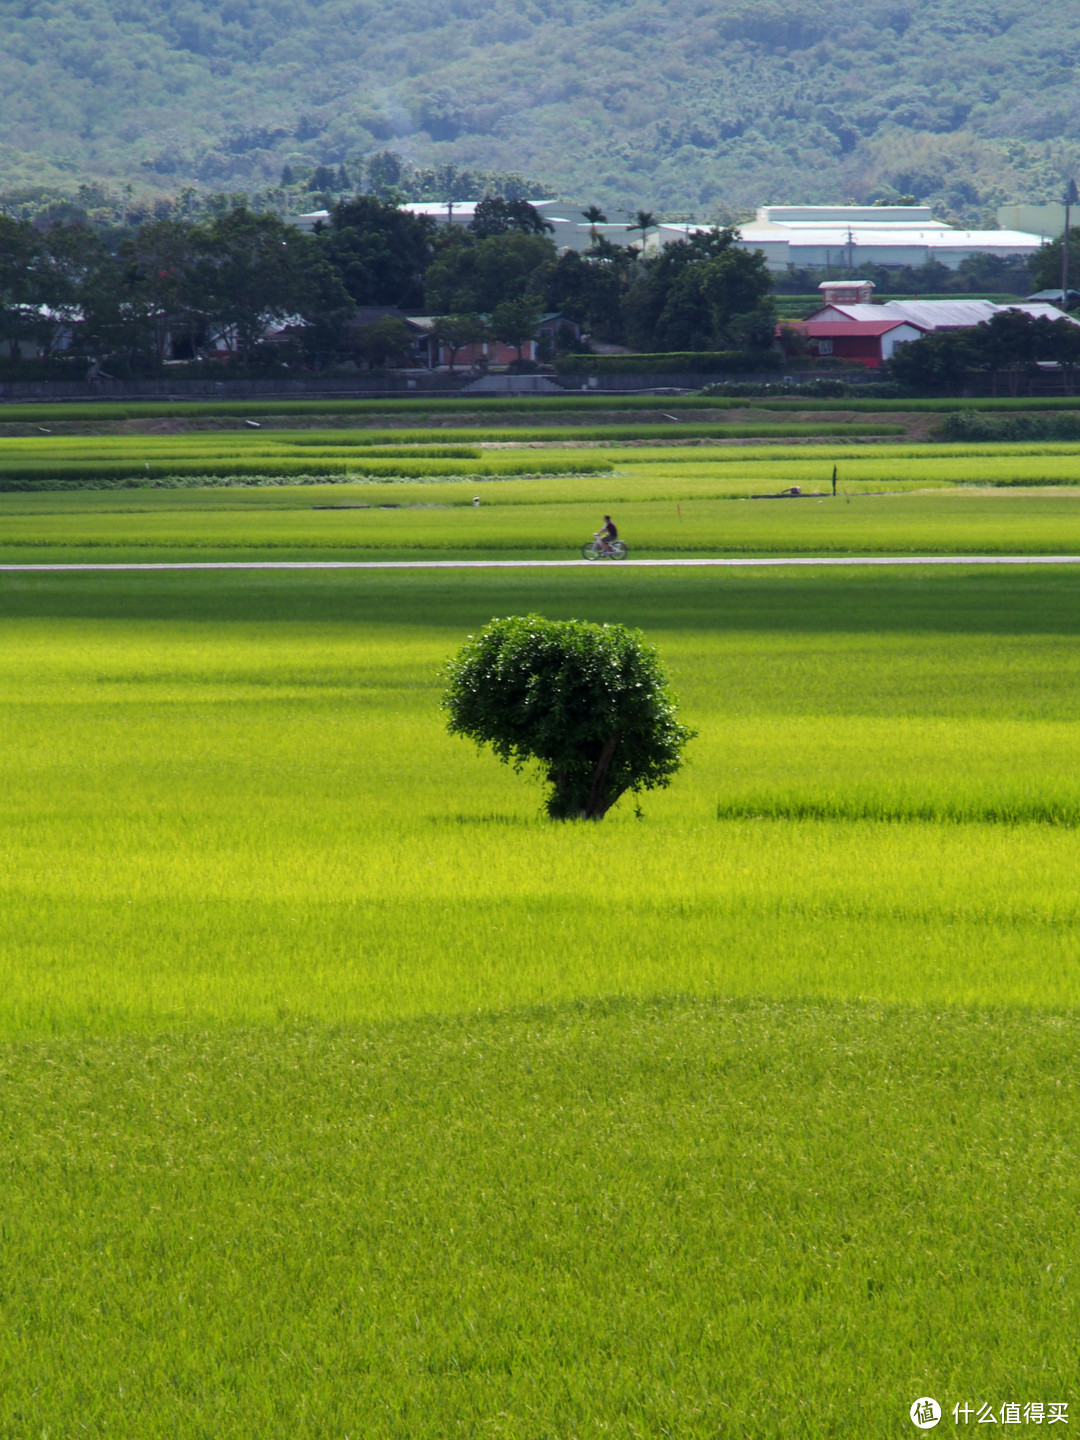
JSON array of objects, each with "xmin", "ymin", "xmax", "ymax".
[
  {"xmin": 787, "ymin": 319, "xmax": 922, "ymax": 336},
  {"xmin": 830, "ymin": 300, "xmax": 999, "ymax": 327},
  {"xmin": 1027, "ymin": 289, "xmax": 1080, "ymax": 304},
  {"xmin": 811, "ymin": 300, "xmax": 1080, "ymax": 329},
  {"xmin": 757, "ymin": 205, "xmax": 937, "ymax": 227},
  {"xmin": 736, "ymin": 225, "xmax": 1043, "ymax": 250}
]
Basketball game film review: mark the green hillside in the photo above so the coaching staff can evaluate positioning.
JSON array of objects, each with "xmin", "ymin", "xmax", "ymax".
[{"xmin": 0, "ymin": 0, "xmax": 1076, "ymax": 218}]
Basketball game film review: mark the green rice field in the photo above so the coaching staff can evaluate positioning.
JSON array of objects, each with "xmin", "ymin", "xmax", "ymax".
[
  {"xmin": 3, "ymin": 391, "xmax": 1080, "ymax": 426},
  {"xmin": 4, "ymin": 406, "xmax": 1080, "ymax": 1437},
  {"xmin": 7, "ymin": 565, "xmax": 1080, "ymax": 1028},
  {"xmin": 2, "ymin": 561, "xmax": 1080, "ymax": 1437},
  {"xmin": 7, "ymin": 453, "xmax": 1080, "ymax": 562},
  {"xmin": 0, "ymin": 425, "xmax": 905, "ymax": 488}
]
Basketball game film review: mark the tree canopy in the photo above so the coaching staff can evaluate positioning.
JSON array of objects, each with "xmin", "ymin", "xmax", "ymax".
[
  {"xmin": 621, "ymin": 229, "xmax": 775, "ymax": 352},
  {"xmin": 424, "ymin": 230, "xmax": 556, "ymax": 315},
  {"xmin": 469, "ymin": 197, "xmax": 553, "ymax": 238},
  {"xmin": 325, "ymin": 197, "xmax": 436, "ymax": 309},
  {"xmin": 1029, "ymin": 229, "xmax": 1080, "ymax": 293},
  {"xmin": 442, "ymin": 615, "xmax": 695, "ymax": 820},
  {"xmin": 0, "ymin": 196, "xmax": 783, "ymax": 372}
]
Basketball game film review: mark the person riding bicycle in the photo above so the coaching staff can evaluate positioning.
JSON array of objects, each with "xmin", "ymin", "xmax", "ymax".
[{"xmin": 593, "ymin": 514, "xmax": 618, "ymax": 555}]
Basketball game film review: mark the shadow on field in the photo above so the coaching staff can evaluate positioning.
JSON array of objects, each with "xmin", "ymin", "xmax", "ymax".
[
  {"xmin": 432, "ymin": 814, "xmax": 539, "ymax": 827},
  {"xmin": 3, "ymin": 567, "xmax": 1080, "ymax": 636}
]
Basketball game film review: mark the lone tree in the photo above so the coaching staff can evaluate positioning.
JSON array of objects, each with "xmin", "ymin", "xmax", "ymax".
[{"xmin": 442, "ymin": 615, "xmax": 695, "ymax": 820}]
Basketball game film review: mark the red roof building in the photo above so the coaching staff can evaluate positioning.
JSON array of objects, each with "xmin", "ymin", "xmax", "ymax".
[
  {"xmin": 779, "ymin": 317, "xmax": 927, "ymax": 369},
  {"xmin": 779, "ymin": 281, "xmax": 1080, "ymax": 370}
]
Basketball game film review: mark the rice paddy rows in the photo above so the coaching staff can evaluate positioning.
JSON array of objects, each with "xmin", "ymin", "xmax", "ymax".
[
  {"xmin": 5, "ymin": 435, "xmax": 1080, "ymax": 488},
  {"xmin": 6, "ymin": 422, "xmax": 1080, "ymax": 1438},
  {"xmin": 5, "ymin": 393, "xmax": 1080, "ymax": 426},
  {"xmin": 0, "ymin": 423, "xmax": 903, "ymax": 483}
]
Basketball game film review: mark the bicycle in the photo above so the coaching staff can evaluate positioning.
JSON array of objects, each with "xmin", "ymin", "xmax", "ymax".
[{"xmin": 581, "ymin": 537, "xmax": 628, "ymax": 560}]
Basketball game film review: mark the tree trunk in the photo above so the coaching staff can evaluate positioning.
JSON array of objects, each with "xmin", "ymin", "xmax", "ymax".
[{"xmin": 583, "ymin": 730, "xmax": 622, "ymax": 819}]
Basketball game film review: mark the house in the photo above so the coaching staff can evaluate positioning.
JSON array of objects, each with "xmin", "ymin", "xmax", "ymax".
[
  {"xmin": 779, "ymin": 281, "xmax": 1079, "ymax": 368},
  {"xmin": 401, "ymin": 201, "xmax": 564, "ymax": 230},
  {"xmin": 535, "ymin": 312, "xmax": 581, "ymax": 347},
  {"xmin": 344, "ymin": 307, "xmax": 438, "ymax": 367},
  {"xmin": 289, "ymin": 210, "xmax": 330, "ymax": 233},
  {"xmin": 289, "ymin": 203, "xmax": 656, "ymax": 256},
  {"xmin": 808, "ymin": 295, "xmax": 1074, "ymax": 330},
  {"xmin": 0, "ymin": 304, "xmax": 80, "ymax": 360},
  {"xmin": 998, "ymin": 204, "xmax": 1065, "ymax": 240},
  {"xmin": 410, "ymin": 312, "xmax": 580, "ymax": 369},
  {"xmin": 783, "ymin": 317, "xmax": 927, "ymax": 368},
  {"xmin": 1027, "ymin": 289, "xmax": 1080, "ymax": 310}
]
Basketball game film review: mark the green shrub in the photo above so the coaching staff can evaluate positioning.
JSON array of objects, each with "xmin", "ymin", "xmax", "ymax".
[
  {"xmin": 701, "ymin": 379, "xmax": 904, "ymax": 400},
  {"xmin": 938, "ymin": 412, "xmax": 1080, "ymax": 442},
  {"xmin": 442, "ymin": 615, "xmax": 695, "ymax": 820},
  {"xmin": 555, "ymin": 351, "xmax": 784, "ymax": 376}
]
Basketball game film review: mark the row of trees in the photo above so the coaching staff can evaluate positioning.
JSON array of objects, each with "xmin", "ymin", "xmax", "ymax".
[
  {"xmin": 888, "ymin": 310, "xmax": 1080, "ymax": 395},
  {"xmin": 425, "ymin": 221, "xmax": 774, "ymax": 351},
  {"xmin": 773, "ymin": 252, "xmax": 1037, "ymax": 298},
  {"xmin": 0, "ymin": 207, "xmax": 353, "ymax": 367},
  {"xmin": 0, "ymin": 193, "xmax": 777, "ymax": 372}
]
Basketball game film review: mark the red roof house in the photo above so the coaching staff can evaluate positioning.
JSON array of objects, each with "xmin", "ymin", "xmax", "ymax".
[{"xmin": 779, "ymin": 317, "xmax": 927, "ymax": 369}]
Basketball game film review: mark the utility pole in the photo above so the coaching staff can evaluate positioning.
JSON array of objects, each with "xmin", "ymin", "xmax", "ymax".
[{"xmin": 1062, "ymin": 178, "xmax": 1078, "ymax": 308}]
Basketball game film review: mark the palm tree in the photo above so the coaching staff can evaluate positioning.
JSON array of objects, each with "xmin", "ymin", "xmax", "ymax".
[
  {"xmin": 581, "ymin": 205, "xmax": 607, "ymax": 245},
  {"xmin": 626, "ymin": 209, "xmax": 657, "ymax": 257}
]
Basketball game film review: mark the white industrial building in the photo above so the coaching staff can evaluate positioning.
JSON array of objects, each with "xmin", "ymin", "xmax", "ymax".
[
  {"xmin": 660, "ymin": 205, "xmax": 1047, "ymax": 272},
  {"xmin": 290, "ymin": 200, "xmax": 1051, "ymax": 272}
]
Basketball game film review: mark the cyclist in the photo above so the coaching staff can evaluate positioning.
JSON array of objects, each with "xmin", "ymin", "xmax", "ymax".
[{"xmin": 593, "ymin": 514, "xmax": 618, "ymax": 555}]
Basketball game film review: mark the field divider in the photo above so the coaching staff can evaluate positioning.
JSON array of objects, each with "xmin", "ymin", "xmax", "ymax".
[{"xmin": 5, "ymin": 555, "xmax": 1080, "ymax": 572}]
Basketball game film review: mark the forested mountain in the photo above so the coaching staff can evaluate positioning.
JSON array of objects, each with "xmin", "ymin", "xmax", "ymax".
[{"xmin": 1, "ymin": 0, "xmax": 1078, "ymax": 221}]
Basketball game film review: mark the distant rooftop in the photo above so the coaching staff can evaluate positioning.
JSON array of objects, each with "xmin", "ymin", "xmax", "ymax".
[
  {"xmin": 729, "ymin": 206, "xmax": 1046, "ymax": 270},
  {"xmin": 403, "ymin": 201, "xmax": 561, "ymax": 223},
  {"xmin": 756, "ymin": 204, "xmax": 937, "ymax": 228},
  {"xmin": 288, "ymin": 200, "xmax": 562, "ymax": 232},
  {"xmin": 289, "ymin": 209, "xmax": 330, "ymax": 231},
  {"xmin": 814, "ymin": 298, "xmax": 1079, "ymax": 329}
]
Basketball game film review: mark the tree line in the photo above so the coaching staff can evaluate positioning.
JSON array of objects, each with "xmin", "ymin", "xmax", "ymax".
[
  {"xmin": 888, "ymin": 309, "xmax": 1080, "ymax": 396},
  {"xmin": 0, "ymin": 195, "xmax": 776, "ymax": 375}
]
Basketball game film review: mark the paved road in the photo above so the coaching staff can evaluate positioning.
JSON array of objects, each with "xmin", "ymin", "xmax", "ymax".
[{"xmin": 2, "ymin": 556, "xmax": 1080, "ymax": 572}]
